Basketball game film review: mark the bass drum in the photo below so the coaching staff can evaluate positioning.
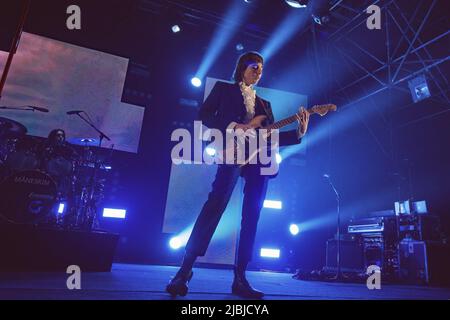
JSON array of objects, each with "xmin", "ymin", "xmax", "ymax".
[{"xmin": 0, "ymin": 170, "xmax": 57, "ymax": 224}]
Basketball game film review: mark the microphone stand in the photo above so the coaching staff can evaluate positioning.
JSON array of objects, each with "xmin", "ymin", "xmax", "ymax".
[
  {"xmin": 324, "ymin": 174, "xmax": 342, "ymax": 280},
  {"xmin": 70, "ymin": 111, "xmax": 111, "ymax": 231},
  {"xmin": 73, "ymin": 112, "xmax": 111, "ymax": 147}
]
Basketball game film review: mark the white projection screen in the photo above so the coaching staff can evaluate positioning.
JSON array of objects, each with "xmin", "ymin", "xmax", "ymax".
[
  {"xmin": 0, "ymin": 32, "xmax": 144, "ymax": 153},
  {"xmin": 163, "ymin": 77, "xmax": 307, "ymax": 266}
]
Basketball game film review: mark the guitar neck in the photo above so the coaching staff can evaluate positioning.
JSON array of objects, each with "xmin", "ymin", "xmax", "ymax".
[{"xmin": 264, "ymin": 107, "xmax": 312, "ymax": 130}]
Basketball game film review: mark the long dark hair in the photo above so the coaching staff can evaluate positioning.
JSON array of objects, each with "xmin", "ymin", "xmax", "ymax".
[
  {"xmin": 47, "ymin": 128, "xmax": 66, "ymax": 143},
  {"xmin": 232, "ymin": 51, "xmax": 264, "ymax": 83}
]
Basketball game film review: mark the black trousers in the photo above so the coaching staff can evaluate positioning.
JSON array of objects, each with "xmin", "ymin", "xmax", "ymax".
[{"xmin": 185, "ymin": 164, "xmax": 269, "ymax": 265}]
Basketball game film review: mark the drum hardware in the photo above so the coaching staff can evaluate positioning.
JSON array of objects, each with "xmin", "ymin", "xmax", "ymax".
[
  {"xmin": 67, "ymin": 110, "xmax": 112, "ymax": 231},
  {"xmin": 0, "ymin": 111, "xmax": 114, "ymax": 231}
]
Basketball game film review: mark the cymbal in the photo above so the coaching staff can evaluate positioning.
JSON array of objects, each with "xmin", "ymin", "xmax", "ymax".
[
  {"xmin": 67, "ymin": 137, "xmax": 100, "ymax": 147},
  {"xmin": 0, "ymin": 117, "xmax": 27, "ymax": 138}
]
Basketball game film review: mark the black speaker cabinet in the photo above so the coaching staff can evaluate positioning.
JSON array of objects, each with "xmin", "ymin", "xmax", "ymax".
[
  {"xmin": 399, "ymin": 240, "xmax": 450, "ymax": 286},
  {"xmin": 326, "ymin": 239, "xmax": 364, "ymax": 272}
]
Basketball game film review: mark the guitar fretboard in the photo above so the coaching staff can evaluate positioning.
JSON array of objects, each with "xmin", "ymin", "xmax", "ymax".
[
  {"xmin": 265, "ymin": 115, "xmax": 298, "ymax": 130},
  {"xmin": 264, "ymin": 108, "xmax": 312, "ymax": 130}
]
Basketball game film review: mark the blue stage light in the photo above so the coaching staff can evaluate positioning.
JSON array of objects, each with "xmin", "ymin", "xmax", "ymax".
[
  {"xmin": 260, "ymin": 248, "xmax": 280, "ymax": 258},
  {"xmin": 103, "ymin": 208, "xmax": 126, "ymax": 219},
  {"xmin": 195, "ymin": 2, "xmax": 250, "ymax": 80},
  {"xmin": 171, "ymin": 25, "xmax": 181, "ymax": 33},
  {"xmin": 275, "ymin": 153, "xmax": 282, "ymax": 164},
  {"xmin": 169, "ymin": 237, "xmax": 182, "ymax": 250},
  {"xmin": 191, "ymin": 77, "xmax": 202, "ymax": 87},
  {"xmin": 285, "ymin": 0, "xmax": 308, "ymax": 8},
  {"xmin": 57, "ymin": 203, "xmax": 65, "ymax": 214},
  {"xmin": 263, "ymin": 200, "xmax": 282, "ymax": 209},
  {"xmin": 168, "ymin": 226, "xmax": 194, "ymax": 249},
  {"xmin": 261, "ymin": 11, "xmax": 309, "ymax": 62},
  {"xmin": 289, "ymin": 224, "xmax": 300, "ymax": 235},
  {"xmin": 408, "ymin": 74, "xmax": 431, "ymax": 102},
  {"xmin": 205, "ymin": 147, "xmax": 216, "ymax": 156}
]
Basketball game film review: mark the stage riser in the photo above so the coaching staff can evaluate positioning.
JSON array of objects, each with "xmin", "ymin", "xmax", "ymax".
[{"xmin": 0, "ymin": 223, "xmax": 119, "ymax": 272}]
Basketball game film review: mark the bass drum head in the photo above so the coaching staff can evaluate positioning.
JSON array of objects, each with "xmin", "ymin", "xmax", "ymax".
[{"xmin": 0, "ymin": 170, "xmax": 57, "ymax": 224}]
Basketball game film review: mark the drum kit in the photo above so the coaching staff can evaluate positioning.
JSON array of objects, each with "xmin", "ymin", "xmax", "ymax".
[{"xmin": 0, "ymin": 116, "xmax": 112, "ymax": 231}]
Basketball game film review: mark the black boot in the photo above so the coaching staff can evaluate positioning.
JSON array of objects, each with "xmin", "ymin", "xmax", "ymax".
[
  {"xmin": 231, "ymin": 266, "xmax": 264, "ymax": 299},
  {"xmin": 166, "ymin": 269, "xmax": 194, "ymax": 297},
  {"xmin": 166, "ymin": 253, "xmax": 196, "ymax": 297}
]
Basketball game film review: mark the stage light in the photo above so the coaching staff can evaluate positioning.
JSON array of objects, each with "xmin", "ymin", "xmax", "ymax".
[
  {"xmin": 260, "ymin": 248, "xmax": 280, "ymax": 258},
  {"xmin": 285, "ymin": 0, "xmax": 308, "ymax": 8},
  {"xmin": 263, "ymin": 200, "xmax": 282, "ymax": 209},
  {"xmin": 169, "ymin": 237, "xmax": 182, "ymax": 250},
  {"xmin": 191, "ymin": 77, "xmax": 202, "ymax": 87},
  {"xmin": 312, "ymin": 14, "xmax": 330, "ymax": 25},
  {"xmin": 171, "ymin": 24, "xmax": 181, "ymax": 33},
  {"xmin": 103, "ymin": 208, "xmax": 126, "ymax": 219},
  {"xmin": 275, "ymin": 153, "xmax": 282, "ymax": 164},
  {"xmin": 205, "ymin": 147, "xmax": 216, "ymax": 156},
  {"xmin": 289, "ymin": 224, "xmax": 300, "ymax": 235},
  {"xmin": 311, "ymin": 2, "xmax": 330, "ymax": 26},
  {"xmin": 408, "ymin": 74, "xmax": 431, "ymax": 103},
  {"xmin": 236, "ymin": 43, "xmax": 244, "ymax": 51},
  {"xmin": 57, "ymin": 203, "xmax": 65, "ymax": 214}
]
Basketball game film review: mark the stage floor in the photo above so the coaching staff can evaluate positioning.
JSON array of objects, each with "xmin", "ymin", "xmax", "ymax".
[{"xmin": 1, "ymin": 263, "xmax": 449, "ymax": 300}]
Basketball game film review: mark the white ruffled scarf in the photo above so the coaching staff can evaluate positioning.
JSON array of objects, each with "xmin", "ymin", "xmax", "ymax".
[{"xmin": 239, "ymin": 81, "xmax": 256, "ymax": 120}]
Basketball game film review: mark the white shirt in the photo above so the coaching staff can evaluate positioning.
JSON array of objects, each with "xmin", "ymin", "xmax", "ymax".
[{"xmin": 239, "ymin": 81, "xmax": 256, "ymax": 121}]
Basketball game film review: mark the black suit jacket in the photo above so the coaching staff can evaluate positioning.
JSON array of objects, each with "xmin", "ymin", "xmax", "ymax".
[{"xmin": 199, "ymin": 81, "xmax": 302, "ymax": 147}]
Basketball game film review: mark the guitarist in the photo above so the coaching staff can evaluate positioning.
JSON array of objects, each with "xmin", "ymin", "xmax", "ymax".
[{"xmin": 166, "ymin": 51, "xmax": 310, "ymax": 298}]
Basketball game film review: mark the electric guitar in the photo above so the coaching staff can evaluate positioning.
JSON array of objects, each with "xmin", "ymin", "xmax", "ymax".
[{"xmin": 211, "ymin": 103, "xmax": 337, "ymax": 167}]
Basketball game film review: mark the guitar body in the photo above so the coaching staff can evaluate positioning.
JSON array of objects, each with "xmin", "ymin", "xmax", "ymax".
[{"xmin": 247, "ymin": 115, "xmax": 267, "ymax": 129}]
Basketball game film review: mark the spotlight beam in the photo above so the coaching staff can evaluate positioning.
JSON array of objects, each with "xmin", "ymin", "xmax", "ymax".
[
  {"xmin": 196, "ymin": 2, "xmax": 251, "ymax": 80},
  {"xmin": 261, "ymin": 10, "xmax": 309, "ymax": 62}
]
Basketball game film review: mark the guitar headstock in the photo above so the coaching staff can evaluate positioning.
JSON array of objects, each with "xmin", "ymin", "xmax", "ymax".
[{"xmin": 308, "ymin": 104, "xmax": 337, "ymax": 116}]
